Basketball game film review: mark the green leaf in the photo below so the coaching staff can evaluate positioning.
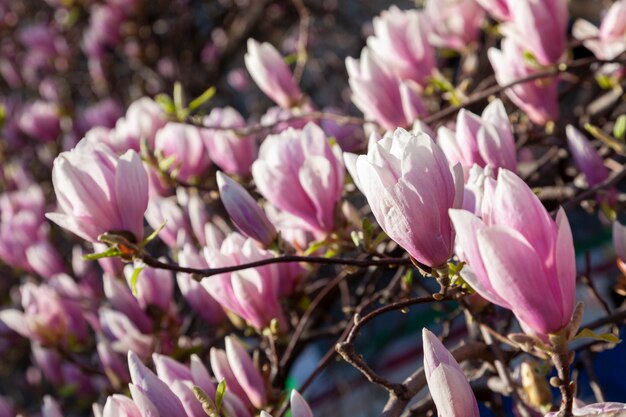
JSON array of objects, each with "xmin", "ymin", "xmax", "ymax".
[
  {"xmin": 0, "ymin": 103, "xmax": 5, "ymax": 129},
  {"xmin": 574, "ymin": 328, "xmax": 621, "ymax": 344},
  {"xmin": 455, "ymin": 271, "xmax": 476, "ymax": 293},
  {"xmin": 269, "ymin": 318, "xmax": 280, "ymax": 334},
  {"xmin": 438, "ymin": 48, "xmax": 459, "ymax": 59},
  {"xmin": 362, "ymin": 218, "xmax": 375, "ymax": 248},
  {"xmin": 158, "ymin": 154, "xmax": 179, "ymax": 172},
  {"xmin": 595, "ymin": 73, "xmax": 614, "ymax": 90},
  {"xmin": 188, "ymin": 87, "xmax": 216, "ymax": 112},
  {"xmin": 142, "ymin": 221, "xmax": 168, "ymax": 248},
  {"xmin": 350, "ymin": 230, "xmax": 362, "ymax": 248},
  {"xmin": 523, "ymin": 50, "xmax": 539, "ymax": 67},
  {"xmin": 430, "ymin": 75, "xmax": 455, "ymax": 93},
  {"xmin": 283, "ymin": 53, "xmax": 297, "ymax": 65},
  {"xmin": 130, "ymin": 266, "xmax": 145, "ymax": 296},
  {"xmin": 155, "ymin": 94, "xmax": 176, "ymax": 115},
  {"xmin": 600, "ymin": 200, "xmax": 617, "ymax": 222},
  {"xmin": 58, "ymin": 383, "xmax": 78, "ymax": 397},
  {"xmin": 402, "ymin": 269, "xmax": 413, "ymax": 287},
  {"xmin": 82, "ymin": 246, "xmax": 121, "ymax": 261},
  {"xmin": 448, "ymin": 261, "xmax": 465, "ymax": 276},
  {"xmin": 173, "ymin": 82, "xmax": 185, "ymax": 113},
  {"xmin": 614, "ymin": 115, "xmax": 626, "ymax": 141},
  {"xmin": 585, "ymin": 122, "xmax": 626, "ymax": 154},
  {"xmin": 371, "ymin": 231, "xmax": 388, "ymax": 248},
  {"xmin": 215, "ymin": 379, "xmax": 227, "ymax": 412},
  {"xmin": 304, "ymin": 240, "xmax": 327, "ymax": 256}
]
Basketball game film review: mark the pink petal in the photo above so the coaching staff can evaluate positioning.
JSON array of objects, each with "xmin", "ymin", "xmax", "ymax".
[
  {"xmin": 477, "ymin": 226, "xmax": 563, "ymax": 335},
  {"xmin": 225, "ymin": 336, "xmax": 266, "ymax": 408},
  {"xmin": 428, "ymin": 364, "xmax": 480, "ymax": 417}
]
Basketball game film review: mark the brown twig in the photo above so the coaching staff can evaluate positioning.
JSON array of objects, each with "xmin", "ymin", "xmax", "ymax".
[
  {"xmin": 140, "ymin": 252, "xmax": 412, "ymax": 279},
  {"xmin": 380, "ymin": 342, "xmax": 490, "ymax": 417},
  {"xmin": 561, "ymin": 165, "xmax": 626, "ymax": 211},
  {"xmin": 291, "ymin": 0, "xmax": 310, "ymax": 83},
  {"xmin": 333, "ymin": 290, "xmax": 464, "ymax": 402},
  {"xmin": 423, "ymin": 55, "xmax": 626, "ymax": 126},
  {"xmin": 479, "ymin": 325, "xmax": 533, "ymax": 417},
  {"xmin": 551, "ymin": 346, "xmax": 575, "ymax": 417},
  {"xmin": 195, "ymin": 110, "xmax": 372, "ymax": 136},
  {"xmin": 580, "ymin": 350, "xmax": 605, "ymax": 403},
  {"xmin": 280, "ymin": 269, "xmax": 354, "ymax": 369}
]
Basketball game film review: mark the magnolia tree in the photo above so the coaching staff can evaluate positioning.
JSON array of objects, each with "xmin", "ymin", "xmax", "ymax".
[{"xmin": 1, "ymin": 0, "xmax": 626, "ymax": 416}]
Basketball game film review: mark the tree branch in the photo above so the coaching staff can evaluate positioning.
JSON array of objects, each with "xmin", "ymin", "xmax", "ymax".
[
  {"xmin": 139, "ymin": 253, "xmax": 413, "ymax": 279},
  {"xmin": 423, "ymin": 54, "xmax": 626, "ymax": 125}
]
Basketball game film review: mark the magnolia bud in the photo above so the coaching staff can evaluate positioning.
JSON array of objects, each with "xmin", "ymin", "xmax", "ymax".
[{"xmin": 217, "ymin": 171, "xmax": 277, "ymax": 247}]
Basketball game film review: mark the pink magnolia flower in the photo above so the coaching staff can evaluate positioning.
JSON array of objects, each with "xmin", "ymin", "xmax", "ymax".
[
  {"xmin": 449, "ymin": 170, "xmax": 576, "ymax": 337},
  {"xmin": 46, "ymin": 139, "xmax": 149, "ymax": 243},
  {"xmin": 0, "ymin": 396, "xmax": 13, "ymax": 417},
  {"xmin": 264, "ymin": 205, "xmax": 316, "ymax": 251},
  {"xmin": 19, "ymin": 24, "xmax": 68, "ymax": 58},
  {"xmin": 42, "ymin": 396, "xmax": 64, "ymax": 417},
  {"xmin": 245, "ymin": 39, "xmax": 301, "ymax": 108},
  {"xmin": 0, "ymin": 186, "xmax": 64, "ymax": 277},
  {"xmin": 127, "ymin": 351, "xmax": 188, "ymax": 417},
  {"xmin": 75, "ymin": 98, "xmax": 124, "ymax": 136},
  {"xmin": 177, "ymin": 244, "xmax": 226, "ymax": 325},
  {"xmin": 153, "ymin": 353, "xmax": 214, "ymax": 417},
  {"xmin": 103, "ymin": 274, "xmax": 153, "ymax": 333},
  {"xmin": 82, "ymin": 5, "xmax": 124, "ymax": 59},
  {"xmin": 202, "ymin": 233, "xmax": 302, "ymax": 329},
  {"xmin": 124, "ymin": 265, "xmax": 173, "ymax": 312},
  {"xmin": 185, "ymin": 194, "xmax": 218, "ymax": 247},
  {"xmin": 106, "ymin": 0, "xmax": 141, "ymax": 16},
  {"xmin": 613, "ymin": 221, "xmax": 626, "ymax": 263},
  {"xmin": 502, "ymin": 0, "xmax": 568, "ymax": 65},
  {"xmin": 319, "ymin": 107, "xmax": 365, "ymax": 152},
  {"xmin": 17, "ymin": 100, "xmax": 61, "ymax": 143},
  {"xmin": 475, "ymin": 0, "xmax": 510, "ymax": 21},
  {"xmin": 346, "ymin": 48, "xmax": 426, "ymax": 129},
  {"xmin": 97, "ymin": 338, "xmax": 131, "ymax": 387},
  {"xmin": 94, "ymin": 242, "xmax": 125, "ymax": 276},
  {"xmin": 154, "ymin": 122, "xmax": 212, "ymax": 182},
  {"xmin": 0, "ymin": 281, "xmax": 87, "ymax": 345},
  {"xmin": 100, "ymin": 309, "xmax": 153, "ymax": 358},
  {"xmin": 260, "ymin": 105, "xmax": 313, "ymax": 132},
  {"xmin": 425, "ymin": 0, "xmax": 485, "ymax": 51},
  {"xmin": 566, "ymin": 125, "xmax": 609, "ymax": 186},
  {"xmin": 252, "ymin": 123, "xmax": 344, "ymax": 235},
  {"xmin": 31, "ymin": 342, "xmax": 94, "ymax": 389},
  {"xmin": 145, "ymin": 196, "xmax": 191, "ymax": 248},
  {"xmin": 573, "ymin": 0, "xmax": 626, "ymax": 60},
  {"xmin": 366, "ymin": 6, "xmax": 436, "ymax": 86},
  {"xmin": 124, "ymin": 97, "xmax": 168, "ymax": 149},
  {"xmin": 101, "ymin": 394, "xmax": 144, "ymax": 417},
  {"xmin": 422, "ymin": 329, "xmax": 480, "ymax": 417},
  {"xmin": 217, "ymin": 171, "xmax": 277, "ymax": 247},
  {"xmin": 488, "ymin": 39, "xmax": 559, "ymax": 125},
  {"xmin": 462, "ymin": 165, "xmax": 496, "ymax": 216},
  {"xmin": 203, "ymin": 107, "xmax": 258, "ymax": 176},
  {"xmin": 210, "ymin": 336, "xmax": 266, "ymax": 409},
  {"xmin": 437, "ymin": 99, "xmax": 516, "ymax": 176},
  {"xmin": 344, "ymin": 128, "xmax": 464, "ymax": 268}
]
